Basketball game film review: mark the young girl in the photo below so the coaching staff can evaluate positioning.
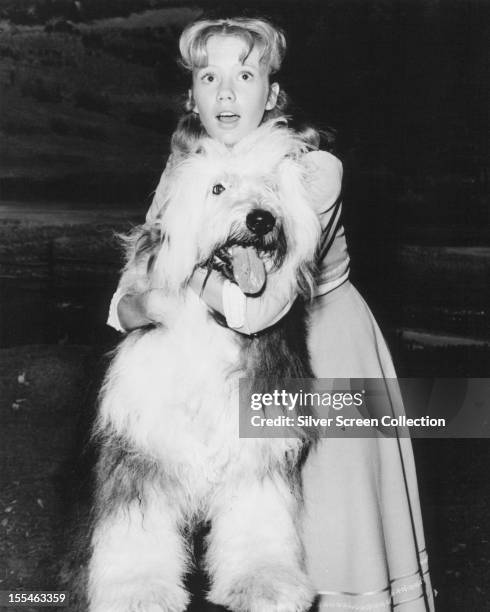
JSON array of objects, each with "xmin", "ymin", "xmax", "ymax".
[{"xmin": 108, "ymin": 17, "xmax": 435, "ymax": 612}]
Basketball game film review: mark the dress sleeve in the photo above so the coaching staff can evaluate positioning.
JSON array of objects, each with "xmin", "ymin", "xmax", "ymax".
[
  {"xmin": 223, "ymin": 150, "xmax": 343, "ymax": 335},
  {"xmin": 106, "ymin": 286, "xmax": 127, "ymax": 332},
  {"xmin": 106, "ymin": 155, "xmax": 174, "ymax": 332},
  {"xmin": 105, "ymin": 241, "xmax": 154, "ymax": 332},
  {"xmin": 303, "ymin": 150, "xmax": 343, "ymax": 218}
]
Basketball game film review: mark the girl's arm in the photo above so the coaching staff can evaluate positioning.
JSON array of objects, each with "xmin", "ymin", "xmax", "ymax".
[
  {"xmin": 108, "ymin": 289, "xmax": 170, "ymax": 332},
  {"xmin": 189, "ymin": 268, "xmax": 296, "ymax": 334},
  {"xmin": 107, "ymin": 270, "xmax": 169, "ymax": 333}
]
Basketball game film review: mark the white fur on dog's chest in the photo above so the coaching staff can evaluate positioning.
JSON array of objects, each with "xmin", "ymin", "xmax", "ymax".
[{"xmin": 100, "ymin": 293, "xmax": 247, "ymax": 476}]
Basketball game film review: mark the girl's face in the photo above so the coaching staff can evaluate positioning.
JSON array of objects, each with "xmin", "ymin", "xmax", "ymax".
[{"xmin": 191, "ymin": 35, "xmax": 279, "ymax": 146}]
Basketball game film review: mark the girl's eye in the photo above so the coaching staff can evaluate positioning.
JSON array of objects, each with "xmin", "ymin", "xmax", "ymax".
[
  {"xmin": 212, "ymin": 183, "xmax": 226, "ymax": 195},
  {"xmin": 202, "ymin": 73, "xmax": 215, "ymax": 83},
  {"xmin": 240, "ymin": 72, "xmax": 253, "ymax": 81}
]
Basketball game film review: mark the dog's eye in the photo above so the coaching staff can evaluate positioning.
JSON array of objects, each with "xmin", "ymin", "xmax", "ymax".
[{"xmin": 212, "ymin": 183, "xmax": 226, "ymax": 195}]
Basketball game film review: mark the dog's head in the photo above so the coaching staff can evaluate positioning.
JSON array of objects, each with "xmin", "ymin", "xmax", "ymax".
[{"xmin": 152, "ymin": 119, "xmax": 322, "ymax": 298}]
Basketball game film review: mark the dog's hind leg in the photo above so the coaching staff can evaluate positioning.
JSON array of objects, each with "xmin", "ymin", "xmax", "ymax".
[
  {"xmin": 88, "ymin": 456, "xmax": 190, "ymax": 612},
  {"xmin": 205, "ymin": 474, "xmax": 314, "ymax": 612}
]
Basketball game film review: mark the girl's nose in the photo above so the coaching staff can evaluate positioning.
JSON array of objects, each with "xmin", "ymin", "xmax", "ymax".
[{"xmin": 217, "ymin": 81, "xmax": 235, "ymax": 102}]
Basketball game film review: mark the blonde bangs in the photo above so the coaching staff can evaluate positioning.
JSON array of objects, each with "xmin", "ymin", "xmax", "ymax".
[{"xmin": 179, "ymin": 18, "xmax": 286, "ymax": 75}]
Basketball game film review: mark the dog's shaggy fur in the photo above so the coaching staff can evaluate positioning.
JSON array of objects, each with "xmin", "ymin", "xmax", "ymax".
[{"xmin": 85, "ymin": 121, "xmax": 323, "ymax": 612}]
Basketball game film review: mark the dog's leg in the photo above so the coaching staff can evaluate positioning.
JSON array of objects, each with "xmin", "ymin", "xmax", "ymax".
[
  {"xmin": 88, "ymin": 486, "xmax": 189, "ymax": 612},
  {"xmin": 205, "ymin": 474, "xmax": 314, "ymax": 612}
]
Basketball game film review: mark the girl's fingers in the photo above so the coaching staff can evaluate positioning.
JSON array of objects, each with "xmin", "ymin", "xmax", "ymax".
[{"xmin": 145, "ymin": 289, "xmax": 168, "ymax": 321}]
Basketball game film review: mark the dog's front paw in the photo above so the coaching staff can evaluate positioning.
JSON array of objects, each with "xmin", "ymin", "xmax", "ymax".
[
  {"xmin": 89, "ymin": 581, "xmax": 189, "ymax": 612},
  {"xmin": 208, "ymin": 566, "xmax": 314, "ymax": 612}
]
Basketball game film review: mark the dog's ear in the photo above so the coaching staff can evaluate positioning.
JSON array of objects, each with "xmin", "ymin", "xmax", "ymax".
[
  {"xmin": 133, "ymin": 225, "xmax": 164, "ymax": 264},
  {"xmin": 145, "ymin": 226, "xmax": 166, "ymax": 275},
  {"xmin": 115, "ymin": 223, "xmax": 164, "ymax": 298},
  {"xmin": 152, "ymin": 159, "xmax": 212, "ymax": 290}
]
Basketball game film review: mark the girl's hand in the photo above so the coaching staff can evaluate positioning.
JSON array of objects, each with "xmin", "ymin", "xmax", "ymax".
[
  {"xmin": 189, "ymin": 268, "xmax": 225, "ymax": 315},
  {"xmin": 117, "ymin": 289, "xmax": 169, "ymax": 331},
  {"xmin": 117, "ymin": 270, "xmax": 223, "ymax": 333},
  {"xmin": 143, "ymin": 289, "xmax": 171, "ymax": 323}
]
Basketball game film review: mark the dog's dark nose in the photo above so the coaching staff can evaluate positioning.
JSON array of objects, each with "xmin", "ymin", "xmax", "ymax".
[{"xmin": 246, "ymin": 209, "xmax": 275, "ymax": 236}]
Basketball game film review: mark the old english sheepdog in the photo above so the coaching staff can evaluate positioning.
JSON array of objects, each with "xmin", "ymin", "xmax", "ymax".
[{"xmin": 87, "ymin": 120, "xmax": 323, "ymax": 612}]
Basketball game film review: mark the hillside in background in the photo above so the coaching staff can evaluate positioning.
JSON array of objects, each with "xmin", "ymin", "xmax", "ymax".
[
  {"xmin": 0, "ymin": 6, "xmax": 200, "ymax": 203},
  {"xmin": 0, "ymin": 0, "xmax": 488, "ymax": 226},
  {"xmin": 0, "ymin": 0, "xmax": 190, "ymax": 24}
]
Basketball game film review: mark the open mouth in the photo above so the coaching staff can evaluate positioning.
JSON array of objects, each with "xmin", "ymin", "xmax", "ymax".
[
  {"xmin": 212, "ymin": 243, "xmax": 267, "ymax": 295},
  {"xmin": 216, "ymin": 112, "xmax": 240, "ymax": 124},
  {"xmin": 201, "ymin": 218, "xmax": 286, "ymax": 296}
]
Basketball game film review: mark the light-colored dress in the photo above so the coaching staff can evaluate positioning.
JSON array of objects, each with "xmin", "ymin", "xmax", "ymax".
[
  {"xmin": 107, "ymin": 149, "xmax": 435, "ymax": 611},
  {"xmin": 304, "ymin": 283, "xmax": 434, "ymax": 611},
  {"xmin": 294, "ymin": 153, "xmax": 433, "ymax": 611}
]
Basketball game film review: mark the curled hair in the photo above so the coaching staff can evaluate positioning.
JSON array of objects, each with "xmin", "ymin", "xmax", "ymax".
[{"xmin": 179, "ymin": 17, "xmax": 286, "ymax": 75}]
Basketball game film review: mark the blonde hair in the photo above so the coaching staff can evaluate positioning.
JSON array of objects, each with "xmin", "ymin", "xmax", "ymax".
[{"xmin": 179, "ymin": 17, "xmax": 286, "ymax": 75}]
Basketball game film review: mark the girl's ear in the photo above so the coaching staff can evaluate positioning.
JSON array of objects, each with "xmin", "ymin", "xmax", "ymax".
[
  {"xmin": 265, "ymin": 82, "xmax": 280, "ymax": 111},
  {"xmin": 186, "ymin": 89, "xmax": 198, "ymax": 113}
]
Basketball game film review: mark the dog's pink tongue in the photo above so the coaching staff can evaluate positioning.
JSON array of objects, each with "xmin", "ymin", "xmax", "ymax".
[{"xmin": 231, "ymin": 246, "xmax": 266, "ymax": 295}]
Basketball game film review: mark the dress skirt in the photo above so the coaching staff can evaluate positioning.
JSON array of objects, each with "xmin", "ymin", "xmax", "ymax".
[{"xmin": 302, "ymin": 280, "xmax": 435, "ymax": 611}]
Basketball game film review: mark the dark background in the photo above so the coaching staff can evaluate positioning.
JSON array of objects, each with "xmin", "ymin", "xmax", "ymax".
[
  {"xmin": 0, "ymin": 0, "xmax": 488, "ymax": 365},
  {"xmin": 0, "ymin": 1, "xmax": 489, "ymax": 610}
]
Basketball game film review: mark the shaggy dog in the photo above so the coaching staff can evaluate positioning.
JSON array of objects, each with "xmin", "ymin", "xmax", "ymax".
[{"xmin": 86, "ymin": 120, "xmax": 323, "ymax": 612}]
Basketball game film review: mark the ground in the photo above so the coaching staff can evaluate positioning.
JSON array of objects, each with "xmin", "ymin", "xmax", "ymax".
[{"xmin": 0, "ymin": 344, "xmax": 489, "ymax": 611}]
